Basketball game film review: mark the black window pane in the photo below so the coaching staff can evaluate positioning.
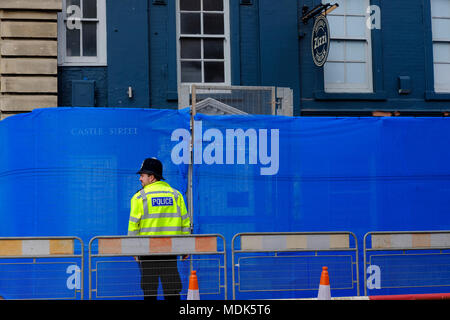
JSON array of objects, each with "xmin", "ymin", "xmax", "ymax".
[
  {"xmin": 83, "ymin": 0, "xmax": 97, "ymax": 18},
  {"xmin": 181, "ymin": 61, "xmax": 202, "ymax": 82},
  {"xmin": 67, "ymin": 0, "xmax": 81, "ymax": 9},
  {"xmin": 204, "ymin": 39, "xmax": 224, "ymax": 59},
  {"xmin": 181, "ymin": 39, "xmax": 201, "ymax": 59},
  {"xmin": 82, "ymin": 22, "xmax": 97, "ymax": 56},
  {"xmin": 180, "ymin": 0, "xmax": 200, "ymax": 11},
  {"xmin": 66, "ymin": 0, "xmax": 81, "ymax": 21},
  {"xmin": 203, "ymin": 13, "xmax": 224, "ymax": 34},
  {"xmin": 204, "ymin": 61, "xmax": 224, "ymax": 82},
  {"xmin": 181, "ymin": 13, "xmax": 201, "ymax": 34},
  {"xmin": 66, "ymin": 27, "xmax": 81, "ymax": 56},
  {"xmin": 203, "ymin": 0, "xmax": 223, "ymax": 11}
]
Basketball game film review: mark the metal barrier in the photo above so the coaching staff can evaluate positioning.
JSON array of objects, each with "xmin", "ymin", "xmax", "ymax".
[
  {"xmin": 190, "ymin": 84, "xmax": 278, "ymax": 115},
  {"xmin": 363, "ymin": 230, "xmax": 450, "ymax": 296},
  {"xmin": 231, "ymin": 231, "xmax": 359, "ymax": 299},
  {"xmin": 88, "ymin": 234, "xmax": 227, "ymax": 300},
  {"xmin": 0, "ymin": 236, "xmax": 84, "ymax": 299}
]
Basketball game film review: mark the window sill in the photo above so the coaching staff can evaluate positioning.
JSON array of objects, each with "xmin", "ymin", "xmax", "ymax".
[
  {"xmin": 58, "ymin": 62, "xmax": 108, "ymax": 67},
  {"xmin": 313, "ymin": 90, "xmax": 387, "ymax": 101},
  {"xmin": 425, "ymin": 91, "xmax": 450, "ymax": 101}
]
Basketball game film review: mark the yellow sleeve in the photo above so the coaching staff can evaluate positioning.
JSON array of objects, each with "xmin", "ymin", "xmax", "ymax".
[
  {"xmin": 178, "ymin": 191, "xmax": 191, "ymax": 234},
  {"xmin": 128, "ymin": 193, "xmax": 143, "ymax": 236}
]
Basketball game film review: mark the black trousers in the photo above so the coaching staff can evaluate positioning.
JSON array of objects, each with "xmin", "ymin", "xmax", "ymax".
[{"xmin": 138, "ymin": 255, "xmax": 182, "ymax": 301}]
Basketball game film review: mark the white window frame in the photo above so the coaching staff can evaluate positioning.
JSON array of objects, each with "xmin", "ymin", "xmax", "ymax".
[
  {"xmin": 323, "ymin": 0, "xmax": 373, "ymax": 93},
  {"xmin": 176, "ymin": 0, "xmax": 231, "ymax": 88},
  {"xmin": 431, "ymin": 0, "xmax": 450, "ymax": 93},
  {"xmin": 57, "ymin": 0, "xmax": 107, "ymax": 66}
]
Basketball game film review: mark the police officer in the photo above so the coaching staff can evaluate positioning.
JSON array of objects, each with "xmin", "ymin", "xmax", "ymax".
[{"xmin": 128, "ymin": 158, "xmax": 191, "ymax": 301}]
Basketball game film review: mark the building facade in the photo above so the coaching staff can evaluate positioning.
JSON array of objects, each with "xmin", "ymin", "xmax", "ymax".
[
  {"xmin": 1, "ymin": 0, "xmax": 449, "ymax": 118},
  {"xmin": 0, "ymin": 0, "xmax": 61, "ymax": 120}
]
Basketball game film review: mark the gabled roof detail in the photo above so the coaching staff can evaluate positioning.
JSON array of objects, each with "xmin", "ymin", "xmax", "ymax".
[{"xmin": 195, "ymin": 98, "xmax": 248, "ymax": 115}]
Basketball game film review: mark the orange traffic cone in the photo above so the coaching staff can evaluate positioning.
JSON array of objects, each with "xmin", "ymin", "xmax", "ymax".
[
  {"xmin": 317, "ymin": 266, "xmax": 331, "ymax": 300},
  {"xmin": 187, "ymin": 270, "xmax": 200, "ymax": 300}
]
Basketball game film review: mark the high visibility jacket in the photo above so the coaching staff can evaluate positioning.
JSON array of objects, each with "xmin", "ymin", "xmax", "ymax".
[{"xmin": 128, "ymin": 181, "xmax": 191, "ymax": 236}]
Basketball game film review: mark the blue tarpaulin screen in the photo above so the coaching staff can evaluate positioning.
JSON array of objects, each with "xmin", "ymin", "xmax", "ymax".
[{"xmin": 1, "ymin": 108, "xmax": 450, "ymax": 299}]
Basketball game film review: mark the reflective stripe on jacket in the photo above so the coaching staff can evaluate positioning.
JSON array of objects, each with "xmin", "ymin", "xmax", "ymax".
[{"xmin": 128, "ymin": 181, "xmax": 191, "ymax": 236}]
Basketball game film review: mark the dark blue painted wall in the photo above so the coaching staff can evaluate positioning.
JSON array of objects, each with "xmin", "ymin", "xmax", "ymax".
[
  {"xmin": 58, "ymin": 0, "xmax": 302, "ymax": 112},
  {"xmin": 299, "ymin": 0, "xmax": 450, "ymax": 113},
  {"xmin": 106, "ymin": 0, "xmax": 150, "ymax": 108},
  {"xmin": 148, "ymin": 1, "xmax": 178, "ymax": 109},
  {"xmin": 58, "ymin": 0, "xmax": 151, "ymax": 108},
  {"xmin": 57, "ymin": 0, "xmax": 450, "ymax": 114},
  {"xmin": 58, "ymin": 67, "xmax": 108, "ymax": 107}
]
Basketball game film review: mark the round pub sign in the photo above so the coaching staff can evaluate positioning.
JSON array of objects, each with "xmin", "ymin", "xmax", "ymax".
[{"xmin": 311, "ymin": 15, "xmax": 330, "ymax": 67}]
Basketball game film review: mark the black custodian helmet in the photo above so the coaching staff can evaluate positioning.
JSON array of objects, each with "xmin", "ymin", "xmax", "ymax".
[{"xmin": 137, "ymin": 158, "xmax": 165, "ymax": 180}]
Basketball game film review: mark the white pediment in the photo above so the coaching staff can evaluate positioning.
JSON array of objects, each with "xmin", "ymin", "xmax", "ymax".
[{"xmin": 195, "ymin": 98, "xmax": 248, "ymax": 115}]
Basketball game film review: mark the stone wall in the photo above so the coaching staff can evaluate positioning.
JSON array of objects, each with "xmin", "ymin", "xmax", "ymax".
[{"xmin": 0, "ymin": 0, "xmax": 61, "ymax": 120}]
